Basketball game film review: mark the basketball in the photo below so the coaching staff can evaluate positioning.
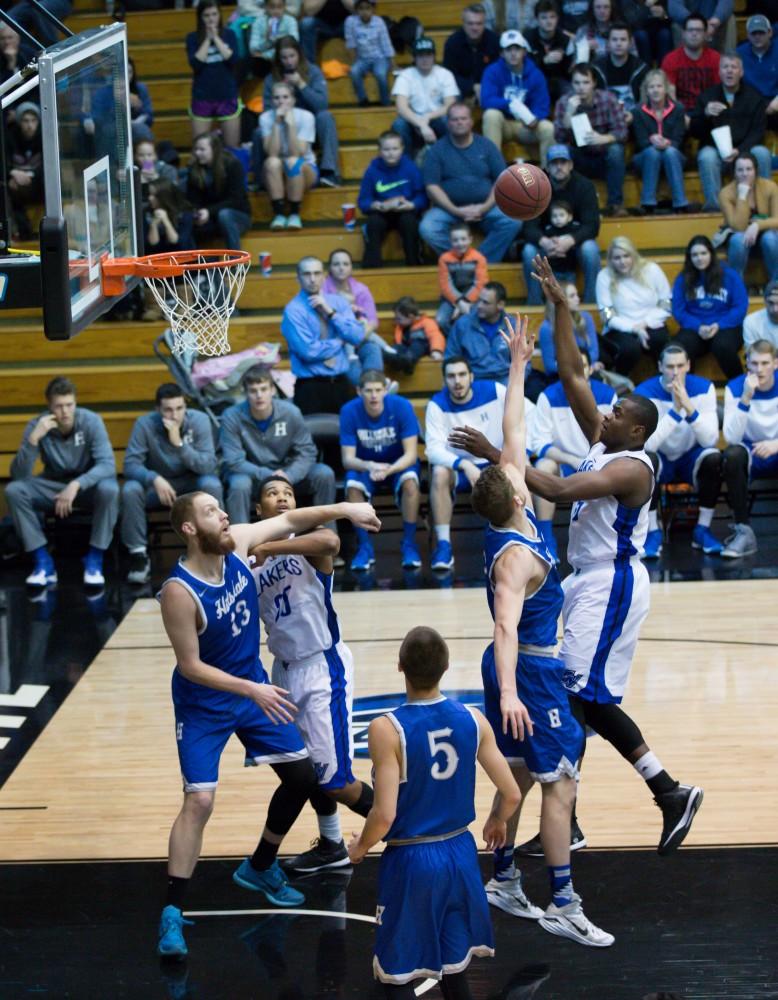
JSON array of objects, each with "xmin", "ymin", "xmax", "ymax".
[{"xmin": 493, "ymin": 163, "xmax": 552, "ymax": 221}]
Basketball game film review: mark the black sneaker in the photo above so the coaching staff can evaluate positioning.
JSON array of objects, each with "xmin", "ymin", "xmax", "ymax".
[
  {"xmin": 319, "ymin": 173, "xmax": 341, "ymax": 188},
  {"xmin": 279, "ymin": 836, "xmax": 351, "ymax": 874},
  {"xmin": 655, "ymin": 783, "xmax": 703, "ymax": 855},
  {"xmin": 514, "ymin": 819, "xmax": 587, "ymax": 858},
  {"xmin": 127, "ymin": 551, "xmax": 151, "ymax": 585}
]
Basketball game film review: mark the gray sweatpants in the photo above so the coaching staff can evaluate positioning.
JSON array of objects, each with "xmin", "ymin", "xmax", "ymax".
[
  {"xmin": 226, "ymin": 463, "xmax": 336, "ymax": 525},
  {"xmin": 5, "ymin": 476, "xmax": 120, "ymax": 552},
  {"xmin": 120, "ymin": 474, "xmax": 224, "ymax": 551}
]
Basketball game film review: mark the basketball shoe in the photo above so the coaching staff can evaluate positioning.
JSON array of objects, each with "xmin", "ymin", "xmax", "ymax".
[
  {"xmin": 539, "ymin": 893, "xmax": 614, "ymax": 947},
  {"xmin": 233, "ymin": 858, "xmax": 305, "ymax": 905},
  {"xmin": 485, "ymin": 870, "xmax": 544, "ymax": 920},
  {"xmin": 655, "ymin": 784, "xmax": 704, "ymax": 855},
  {"xmin": 514, "ymin": 819, "xmax": 587, "ymax": 858},
  {"xmin": 157, "ymin": 905, "xmax": 193, "ymax": 959},
  {"xmin": 280, "ymin": 836, "xmax": 351, "ymax": 875}
]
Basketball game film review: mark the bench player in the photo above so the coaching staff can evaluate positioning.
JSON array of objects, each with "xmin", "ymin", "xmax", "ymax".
[
  {"xmin": 157, "ymin": 490, "xmax": 380, "ymax": 958},
  {"xmin": 525, "ymin": 256, "xmax": 703, "ymax": 854},
  {"xmin": 348, "ymin": 625, "xmax": 521, "ymax": 999},
  {"xmin": 471, "ymin": 314, "xmax": 612, "ymax": 947},
  {"xmin": 250, "ymin": 476, "xmax": 375, "ymax": 875}
]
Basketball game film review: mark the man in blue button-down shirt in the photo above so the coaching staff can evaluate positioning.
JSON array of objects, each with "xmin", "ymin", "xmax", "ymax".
[{"xmin": 282, "ymin": 255, "xmax": 372, "ymax": 415}]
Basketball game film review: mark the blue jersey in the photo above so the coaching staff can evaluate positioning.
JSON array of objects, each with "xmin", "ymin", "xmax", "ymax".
[
  {"xmin": 384, "ymin": 697, "xmax": 478, "ymax": 843},
  {"xmin": 164, "ymin": 552, "xmax": 264, "ymax": 711},
  {"xmin": 339, "ymin": 394, "xmax": 419, "ymax": 465},
  {"xmin": 483, "ymin": 510, "xmax": 563, "ymax": 649}
]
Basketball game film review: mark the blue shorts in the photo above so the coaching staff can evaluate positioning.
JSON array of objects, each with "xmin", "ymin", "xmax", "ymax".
[
  {"xmin": 374, "ymin": 831, "xmax": 494, "ymax": 984},
  {"xmin": 481, "ymin": 643, "xmax": 583, "ymax": 781},
  {"xmin": 734, "ymin": 442, "xmax": 778, "ymax": 480},
  {"xmin": 174, "ymin": 691, "xmax": 308, "ymax": 792},
  {"xmin": 345, "ymin": 463, "xmax": 420, "ymax": 505},
  {"xmin": 657, "ymin": 444, "xmax": 717, "ymax": 489},
  {"xmin": 452, "ymin": 462, "xmax": 489, "ymax": 496}
]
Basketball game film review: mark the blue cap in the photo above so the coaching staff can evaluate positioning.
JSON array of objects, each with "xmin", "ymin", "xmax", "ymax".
[{"xmin": 547, "ymin": 144, "xmax": 572, "ymax": 162}]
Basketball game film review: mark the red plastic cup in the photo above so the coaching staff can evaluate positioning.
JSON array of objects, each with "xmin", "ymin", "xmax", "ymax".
[
  {"xmin": 342, "ymin": 203, "xmax": 356, "ymax": 230},
  {"xmin": 259, "ymin": 251, "xmax": 272, "ymax": 276}
]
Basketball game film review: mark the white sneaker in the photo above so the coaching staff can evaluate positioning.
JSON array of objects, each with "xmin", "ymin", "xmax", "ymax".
[
  {"xmin": 539, "ymin": 893, "xmax": 614, "ymax": 947},
  {"xmin": 270, "ymin": 214, "xmax": 287, "ymax": 230},
  {"xmin": 286, "ymin": 213, "xmax": 302, "ymax": 229},
  {"xmin": 485, "ymin": 875, "xmax": 544, "ymax": 920},
  {"xmin": 25, "ymin": 565, "xmax": 57, "ymax": 587},
  {"xmin": 721, "ymin": 523, "xmax": 757, "ymax": 558}
]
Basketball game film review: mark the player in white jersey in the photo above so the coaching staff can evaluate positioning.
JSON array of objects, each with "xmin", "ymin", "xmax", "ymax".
[
  {"xmin": 522, "ymin": 257, "xmax": 703, "ymax": 856},
  {"xmin": 250, "ymin": 476, "xmax": 375, "ymax": 875}
]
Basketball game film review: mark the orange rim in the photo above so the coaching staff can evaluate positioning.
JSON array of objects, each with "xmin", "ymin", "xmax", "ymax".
[{"xmin": 101, "ymin": 250, "xmax": 251, "ymax": 294}]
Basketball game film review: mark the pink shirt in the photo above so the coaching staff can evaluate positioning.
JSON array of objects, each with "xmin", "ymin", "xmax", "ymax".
[{"xmin": 322, "ymin": 275, "xmax": 378, "ymax": 325}]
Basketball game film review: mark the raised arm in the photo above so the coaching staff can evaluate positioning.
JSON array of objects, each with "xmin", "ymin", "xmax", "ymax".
[
  {"xmin": 231, "ymin": 502, "xmax": 380, "ymax": 555},
  {"xmin": 532, "ymin": 255, "xmax": 603, "ymax": 445},
  {"xmin": 347, "ymin": 715, "xmax": 401, "ymax": 862},
  {"xmin": 525, "ymin": 453, "xmax": 653, "ymax": 508},
  {"xmin": 498, "ymin": 312, "xmax": 534, "ymax": 477}
]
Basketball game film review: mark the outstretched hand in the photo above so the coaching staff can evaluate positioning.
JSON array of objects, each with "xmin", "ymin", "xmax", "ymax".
[
  {"xmin": 500, "ymin": 312, "xmax": 535, "ymax": 369},
  {"xmin": 531, "ymin": 255, "xmax": 567, "ymax": 306}
]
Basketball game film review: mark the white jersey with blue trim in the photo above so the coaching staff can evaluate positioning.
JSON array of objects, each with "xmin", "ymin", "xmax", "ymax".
[
  {"xmin": 567, "ymin": 442, "xmax": 654, "ymax": 570},
  {"xmin": 635, "ymin": 374, "xmax": 719, "ymax": 460},
  {"xmin": 723, "ymin": 374, "xmax": 778, "ymax": 446},
  {"xmin": 534, "ymin": 380, "xmax": 616, "ymax": 462},
  {"xmin": 253, "ymin": 550, "xmax": 339, "ymax": 663}
]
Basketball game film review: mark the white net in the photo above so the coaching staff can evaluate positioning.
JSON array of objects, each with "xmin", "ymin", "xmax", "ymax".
[{"xmin": 143, "ymin": 252, "xmax": 249, "ymax": 358}]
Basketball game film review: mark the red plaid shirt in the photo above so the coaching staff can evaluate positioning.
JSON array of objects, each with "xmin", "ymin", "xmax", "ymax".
[{"xmin": 553, "ymin": 89, "xmax": 629, "ymax": 151}]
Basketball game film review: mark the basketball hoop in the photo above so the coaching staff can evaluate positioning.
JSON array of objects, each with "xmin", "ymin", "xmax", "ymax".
[{"xmin": 102, "ymin": 250, "xmax": 250, "ymax": 357}]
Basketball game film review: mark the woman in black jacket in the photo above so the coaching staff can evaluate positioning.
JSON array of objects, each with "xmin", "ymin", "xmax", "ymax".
[
  {"xmin": 186, "ymin": 132, "xmax": 252, "ymax": 249},
  {"xmin": 631, "ymin": 68, "xmax": 691, "ymax": 215}
]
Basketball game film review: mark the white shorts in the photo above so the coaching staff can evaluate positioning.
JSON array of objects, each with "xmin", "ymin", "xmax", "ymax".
[
  {"xmin": 560, "ymin": 558, "xmax": 650, "ymax": 704},
  {"xmin": 271, "ymin": 641, "xmax": 355, "ymax": 789}
]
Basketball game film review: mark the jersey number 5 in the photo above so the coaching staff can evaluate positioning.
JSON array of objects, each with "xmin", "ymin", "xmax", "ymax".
[
  {"xmin": 230, "ymin": 599, "xmax": 251, "ymax": 637},
  {"xmin": 427, "ymin": 727, "xmax": 459, "ymax": 781}
]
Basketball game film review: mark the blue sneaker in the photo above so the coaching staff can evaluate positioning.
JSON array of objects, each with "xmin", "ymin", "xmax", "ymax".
[
  {"xmin": 25, "ymin": 551, "xmax": 57, "ymax": 587},
  {"xmin": 691, "ymin": 524, "xmax": 723, "ymax": 555},
  {"xmin": 350, "ymin": 542, "xmax": 375, "ymax": 571},
  {"xmin": 157, "ymin": 904, "xmax": 193, "ymax": 959},
  {"xmin": 233, "ymin": 858, "xmax": 305, "ymax": 906},
  {"xmin": 82, "ymin": 551, "xmax": 105, "ymax": 586},
  {"xmin": 642, "ymin": 529, "xmax": 663, "ymax": 559},
  {"xmin": 431, "ymin": 540, "xmax": 454, "ymax": 570},
  {"xmin": 400, "ymin": 540, "xmax": 422, "ymax": 568}
]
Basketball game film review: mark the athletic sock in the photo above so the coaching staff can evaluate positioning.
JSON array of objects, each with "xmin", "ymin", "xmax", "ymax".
[
  {"xmin": 548, "ymin": 863, "xmax": 574, "ymax": 907},
  {"xmin": 697, "ymin": 507, "xmax": 714, "ymax": 528},
  {"xmin": 355, "ymin": 526, "xmax": 370, "ymax": 547},
  {"xmin": 250, "ymin": 837, "xmax": 280, "ymax": 872},
  {"xmin": 86, "ymin": 545, "xmax": 104, "ymax": 563},
  {"xmin": 633, "ymin": 751, "xmax": 677, "ymax": 796},
  {"xmin": 435, "ymin": 525, "xmax": 451, "ymax": 543},
  {"xmin": 317, "ymin": 811, "xmax": 343, "ymax": 843},
  {"xmin": 648, "ymin": 509, "xmax": 659, "ymax": 531},
  {"xmin": 493, "ymin": 844, "xmax": 515, "ymax": 881},
  {"xmin": 165, "ymin": 874, "xmax": 189, "ymax": 909},
  {"xmin": 32, "ymin": 545, "xmax": 50, "ymax": 566},
  {"xmin": 402, "ymin": 521, "xmax": 416, "ymax": 545},
  {"xmin": 271, "ymin": 199, "xmax": 285, "ymax": 215},
  {"xmin": 288, "ymin": 200, "xmax": 301, "ymax": 214}
]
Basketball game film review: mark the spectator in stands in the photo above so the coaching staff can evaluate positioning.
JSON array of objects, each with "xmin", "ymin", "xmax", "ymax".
[
  {"xmin": 532, "ymin": 348, "xmax": 616, "ymax": 559},
  {"xmin": 596, "ymin": 236, "xmax": 671, "ymax": 374},
  {"xmin": 145, "ymin": 180, "xmax": 196, "ymax": 254},
  {"xmin": 390, "ymin": 296, "xmax": 445, "ymax": 373},
  {"xmin": 6, "ymin": 376, "xmax": 119, "ymax": 588},
  {"xmin": 127, "ymin": 57, "xmax": 153, "ymax": 144},
  {"xmin": 248, "ymin": 0, "xmax": 299, "ymax": 79},
  {"xmin": 559, "ymin": 0, "xmax": 591, "ymax": 31},
  {"xmin": 299, "ymin": 0, "xmax": 354, "ymax": 64},
  {"xmin": 553, "ymin": 62, "xmax": 629, "ymax": 217},
  {"xmin": 358, "ymin": 130, "xmax": 426, "ymax": 268},
  {"xmin": 421, "ymin": 102, "xmax": 521, "ymax": 263},
  {"xmin": 661, "ymin": 14, "xmax": 720, "ymax": 112},
  {"xmin": 635, "ymin": 343, "xmax": 724, "ymax": 559},
  {"xmin": 121, "ymin": 384, "xmax": 222, "ymax": 585},
  {"xmin": 0, "ymin": 24, "xmax": 21, "ymax": 87},
  {"xmin": 482, "ymin": 0, "xmax": 540, "ymax": 33},
  {"xmin": 436, "ymin": 222, "xmax": 489, "ymax": 333},
  {"xmin": 631, "ymin": 68, "xmax": 691, "ymax": 216},
  {"xmin": 340, "ymin": 370, "xmax": 421, "ymax": 570},
  {"xmin": 134, "ymin": 139, "xmax": 179, "ymax": 214},
  {"xmin": 573, "ymin": 0, "xmax": 624, "ymax": 62},
  {"xmin": 443, "ymin": 3, "xmax": 501, "ymax": 103},
  {"xmin": 6, "ymin": 101, "xmax": 42, "ymax": 242},
  {"xmin": 4, "ymin": 0, "xmax": 71, "ymax": 62},
  {"xmin": 737, "ymin": 15, "xmax": 778, "ymax": 130},
  {"xmin": 691, "ymin": 52, "xmax": 772, "ymax": 214},
  {"xmin": 424, "ymin": 356, "xmax": 507, "ymax": 570},
  {"xmin": 186, "ymin": 133, "xmax": 251, "ymax": 250},
  {"xmin": 480, "ymin": 29, "xmax": 554, "ymax": 167},
  {"xmin": 521, "ymin": 143, "xmax": 601, "ymax": 304},
  {"xmin": 391, "ymin": 36, "xmax": 459, "ymax": 158},
  {"xmin": 671, "ymin": 234, "xmax": 747, "ymax": 378},
  {"xmin": 221, "ymin": 366, "xmax": 336, "ymax": 523},
  {"xmin": 344, "ymin": 0, "xmax": 394, "ymax": 107},
  {"xmin": 719, "ymin": 152, "xmax": 778, "ymax": 282},
  {"xmin": 186, "ymin": 1, "xmax": 241, "ymax": 148},
  {"xmin": 744, "ymin": 280, "xmax": 778, "ymax": 350},
  {"xmin": 537, "ymin": 198, "xmax": 581, "ymax": 278},
  {"xmin": 281, "ymin": 255, "xmax": 367, "ymax": 414},
  {"xmin": 257, "ymin": 37, "xmax": 342, "ymax": 187},
  {"xmin": 667, "ymin": 0, "xmax": 735, "ymax": 52},
  {"xmin": 524, "ymin": 0, "xmax": 574, "ymax": 102},
  {"xmin": 538, "ymin": 279, "xmax": 602, "ymax": 380},
  {"xmin": 260, "ymin": 81, "xmax": 318, "ymax": 231},
  {"xmin": 593, "ymin": 23, "xmax": 647, "ymax": 124},
  {"xmin": 445, "ymin": 281, "xmax": 513, "ymax": 385},
  {"xmin": 620, "ymin": 0, "xmax": 673, "ymax": 66},
  {"xmin": 323, "ymin": 248, "xmax": 387, "ymax": 380},
  {"xmin": 720, "ymin": 339, "xmax": 778, "ymax": 557}
]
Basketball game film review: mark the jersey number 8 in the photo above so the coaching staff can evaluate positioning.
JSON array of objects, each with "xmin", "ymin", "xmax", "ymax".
[{"xmin": 427, "ymin": 727, "xmax": 459, "ymax": 781}]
